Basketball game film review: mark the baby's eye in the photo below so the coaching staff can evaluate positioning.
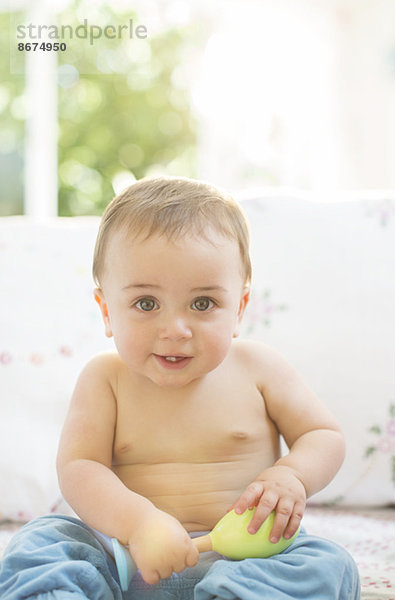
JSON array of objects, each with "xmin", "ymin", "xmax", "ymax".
[
  {"xmin": 191, "ymin": 297, "xmax": 215, "ymax": 311},
  {"xmin": 134, "ymin": 297, "xmax": 158, "ymax": 312}
]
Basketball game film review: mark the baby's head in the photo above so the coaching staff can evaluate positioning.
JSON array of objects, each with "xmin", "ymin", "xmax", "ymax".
[
  {"xmin": 93, "ymin": 177, "xmax": 252, "ymax": 385},
  {"xmin": 93, "ymin": 176, "xmax": 252, "ymax": 290}
]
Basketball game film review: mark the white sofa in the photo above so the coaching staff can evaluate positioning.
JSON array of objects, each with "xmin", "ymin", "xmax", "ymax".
[{"xmin": 1, "ymin": 191, "xmax": 395, "ymax": 598}]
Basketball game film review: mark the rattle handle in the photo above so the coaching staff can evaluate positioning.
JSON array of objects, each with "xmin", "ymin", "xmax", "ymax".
[{"xmin": 192, "ymin": 533, "xmax": 212, "ymax": 553}]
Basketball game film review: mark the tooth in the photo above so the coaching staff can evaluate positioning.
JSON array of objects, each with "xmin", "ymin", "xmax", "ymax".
[{"xmin": 166, "ymin": 356, "xmax": 177, "ymax": 362}]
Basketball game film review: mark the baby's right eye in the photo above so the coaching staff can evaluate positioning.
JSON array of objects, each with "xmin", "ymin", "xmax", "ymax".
[{"xmin": 134, "ymin": 298, "xmax": 158, "ymax": 311}]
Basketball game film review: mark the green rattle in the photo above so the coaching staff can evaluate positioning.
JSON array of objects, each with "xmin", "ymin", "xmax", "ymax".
[{"xmin": 111, "ymin": 507, "xmax": 300, "ymax": 591}]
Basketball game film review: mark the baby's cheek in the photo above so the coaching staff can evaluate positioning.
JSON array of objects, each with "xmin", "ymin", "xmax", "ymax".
[
  {"xmin": 113, "ymin": 332, "xmax": 141, "ymax": 363},
  {"xmin": 205, "ymin": 331, "xmax": 234, "ymax": 364}
]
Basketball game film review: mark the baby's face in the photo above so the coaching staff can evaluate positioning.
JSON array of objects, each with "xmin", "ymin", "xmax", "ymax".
[{"xmin": 97, "ymin": 229, "xmax": 249, "ymax": 388}]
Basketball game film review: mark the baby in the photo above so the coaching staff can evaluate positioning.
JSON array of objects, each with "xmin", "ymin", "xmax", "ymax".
[{"xmin": 0, "ymin": 176, "xmax": 360, "ymax": 599}]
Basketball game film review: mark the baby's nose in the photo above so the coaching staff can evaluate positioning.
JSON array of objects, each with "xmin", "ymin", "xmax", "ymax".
[{"xmin": 158, "ymin": 315, "xmax": 192, "ymax": 341}]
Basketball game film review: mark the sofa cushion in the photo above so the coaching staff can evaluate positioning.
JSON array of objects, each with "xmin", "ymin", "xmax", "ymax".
[
  {"xmin": 0, "ymin": 217, "xmax": 111, "ymax": 520},
  {"xmin": 240, "ymin": 195, "xmax": 395, "ymax": 506},
  {"xmin": 0, "ymin": 194, "xmax": 394, "ymax": 519}
]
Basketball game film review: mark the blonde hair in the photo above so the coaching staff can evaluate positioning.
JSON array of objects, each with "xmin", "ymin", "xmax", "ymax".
[{"xmin": 93, "ymin": 176, "xmax": 252, "ymax": 287}]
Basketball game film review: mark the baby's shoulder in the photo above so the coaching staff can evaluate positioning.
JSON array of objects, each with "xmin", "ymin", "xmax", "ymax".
[
  {"xmin": 79, "ymin": 351, "xmax": 125, "ymax": 383},
  {"xmin": 231, "ymin": 339, "xmax": 278, "ymax": 363},
  {"xmin": 230, "ymin": 339, "xmax": 295, "ymax": 382}
]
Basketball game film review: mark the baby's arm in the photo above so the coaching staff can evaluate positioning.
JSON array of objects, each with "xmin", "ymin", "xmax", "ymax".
[
  {"xmin": 57, "ymin": 355, "xmax": 198, "ymax": 584},
  {"xmin": 231, "ymin": 342, "xmax": 345, "ymax": 542}
]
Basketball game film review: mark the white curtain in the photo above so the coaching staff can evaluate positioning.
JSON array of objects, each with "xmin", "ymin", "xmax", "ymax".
[{"xmin": 192, "ymin": 0, "xmax": 395, "ymax": 192}]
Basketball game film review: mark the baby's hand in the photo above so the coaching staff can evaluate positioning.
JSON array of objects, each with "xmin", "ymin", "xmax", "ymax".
[
  {"xmin": 127, "ymin": 508, "xmax": 199, "ymax": 585},
  {"xmin": 230, "ymin": 465, "xmax": 306, "ymax": 543}
]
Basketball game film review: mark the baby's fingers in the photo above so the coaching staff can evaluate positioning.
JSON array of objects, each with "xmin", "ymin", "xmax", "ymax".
[
  {"xmin": 267, "ymin": 498, "xmax": 295, "ymax": 542},
  {"xmin": 231, "ymin": 481, "xmax": 265, "ymax": 516},
  {"xmin": 140, "ymin": 567, "xmax": 161, "ymax": 585},
  {"xmin": 246, "ymin": 490, "xmax": 278, "ymax": 534},
  {"xmin": 270, "ymin": 499, "xmax": 305, "ymax": 543},
  {"xmin": 185, "ymin": 544, "xmax": 199, "ymax": 568},
  {"xmin": 283, "ymin": 501, "xmax": 305, "ymax": 540}
]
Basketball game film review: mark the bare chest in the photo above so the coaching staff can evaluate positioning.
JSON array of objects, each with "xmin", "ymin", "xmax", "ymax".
[{"xmin": 111, "ymin": 374, "xmax": 277, "ymax": 466}]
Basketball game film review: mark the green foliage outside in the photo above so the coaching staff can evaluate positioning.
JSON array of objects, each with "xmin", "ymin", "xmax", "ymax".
[
  {"xmin": 1, "ymin": 3, "xmax": 204, "ymax": 216},
  {"xmin": 0, "ymin": 12, "xmax": 25, "ymax": 215}
]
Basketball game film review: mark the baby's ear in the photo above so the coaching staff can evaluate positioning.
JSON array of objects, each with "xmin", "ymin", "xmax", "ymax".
[
  {"xmin": 233, "ymin": 286, "xmax": 250, "ymax": 338},
  {"xmin": 94, "ymin": 288, "xmax": 113, "ymax": 338}
]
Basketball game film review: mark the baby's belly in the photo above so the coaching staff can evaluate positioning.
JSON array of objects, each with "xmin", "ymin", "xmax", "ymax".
[{"xmin": 112, "ymin": 455, "xmax": 274, "ymax": 531}]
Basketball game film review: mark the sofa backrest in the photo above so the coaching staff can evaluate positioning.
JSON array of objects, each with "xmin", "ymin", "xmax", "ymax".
[
  {"xmin": 0, "ymin": 194, "xmax": 394, "ymax": 520},
  {"xmin": 240, "ymin": 195, "xmax": 395, "ymax": 507}
]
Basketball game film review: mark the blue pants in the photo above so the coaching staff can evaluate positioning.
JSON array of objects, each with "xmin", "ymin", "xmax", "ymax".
[{"xmin": 0, "ymin": 515, "xmax": 360, "ymax": 599}]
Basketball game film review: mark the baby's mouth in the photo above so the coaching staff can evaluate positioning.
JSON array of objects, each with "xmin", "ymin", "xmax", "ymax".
[{"xmin": 154, "ymin": 354, "xmax": 192, "ymax": 369}]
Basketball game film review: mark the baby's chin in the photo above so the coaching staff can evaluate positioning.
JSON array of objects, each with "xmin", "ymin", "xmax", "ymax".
[
  {"xmin": 146, "ymin": 371, "xmax": 203, "ymax": 389},
  {"xmin": 143, "ymin": 365, "xmax": 212, "ymax": 390}
]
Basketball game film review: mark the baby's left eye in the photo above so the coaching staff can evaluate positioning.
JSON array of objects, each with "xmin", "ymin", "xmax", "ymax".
[{"xmin": 192, "ymin": 297, "xmax": 215, "ymax": 311}]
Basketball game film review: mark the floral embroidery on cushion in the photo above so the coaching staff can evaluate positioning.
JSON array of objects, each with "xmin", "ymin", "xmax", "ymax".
[
  {"xmin": 0, "ymin": 352, "xmax": 12, "ymax": 365},
  {"xmin": 0, "ymin": 346, "xmax": 74, "ymax": 367},
  {"xmin": 365, "ymin": 403, "xmax": 395, "ymax": 485},
  {"xmin": 365, "ymin": 198, "xmax": 395, "ymax": 227},
  {"xmin": 243, "ymin": 289, "xmax": 288, "ymax": 335}
]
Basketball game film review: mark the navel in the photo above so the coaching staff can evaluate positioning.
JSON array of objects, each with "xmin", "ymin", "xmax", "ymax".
[{"xmin": 231, "ymin": 431, "xmax": 249, "ymax": 440}]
